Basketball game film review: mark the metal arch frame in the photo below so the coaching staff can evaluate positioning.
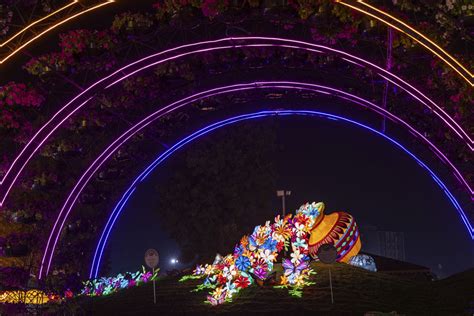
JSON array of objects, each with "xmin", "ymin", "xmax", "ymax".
[
  {"xmin": 1, "ymin": 37, "xmax": 472, "ymax": 213},
  {"xmin": 0, "ymin": 0, "xmax": 115, "ymax": 65},
  {"xmin": 33, "ymin": 80, "xmax": 472, "ymax": 279},
  {"xmin": 1, "ymin": 1, "xmax": 77, "ymax": 48},
  {"xmin": 336, "ymin": 0, "xmax": 473, "ymax": 86},
  {"xmin": 90, "ymin": 108, "xmax": 472, "ymax": 278},
  {"xmin": 0, "ymin": 0, "xmax": 468, "ymax": 80}
]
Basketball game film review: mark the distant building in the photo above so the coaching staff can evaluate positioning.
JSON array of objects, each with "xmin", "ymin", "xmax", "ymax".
[
  {"xmin": 379, "ymin": 231, "xmax": 405, "ymax": 261},
  {"xmin": 359, "ymin": 225, "xmax": 381, "ymax": 254},
  {"xmin": 359, "ymin": 225, "xmax": 406, "ymax": 261},
  {"xmin": 364, "ymin": 253, "xmax": 433, "ymax": 281}
]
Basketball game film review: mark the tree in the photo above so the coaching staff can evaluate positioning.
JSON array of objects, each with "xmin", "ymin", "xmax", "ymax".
[{"xmin": 154, "ymin": 120, "xmax": 278, "ymax": 263}]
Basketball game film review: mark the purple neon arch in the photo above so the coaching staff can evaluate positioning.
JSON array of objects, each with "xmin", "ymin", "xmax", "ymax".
[
  {"xmin": 38, "ymin": 81, "xmax": 474, "ymax": 279},
  {"xmin": 90, "ymin": 109, "xmax": 472, "ymax": 278},
  {"xmin": 1, "ymin": 37, "xmax": 472, "ymax": 211}
]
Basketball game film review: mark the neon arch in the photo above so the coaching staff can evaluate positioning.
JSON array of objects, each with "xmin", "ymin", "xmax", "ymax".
[
  {"xmin": 2, "ymin": 0, "xmax": 469, "ymax": 84},
  {"xmin": 336, "ymin": 0, "xmax": 473, "ymax": 86},
  {"xmin": 35, "ymin": 81, "xmax": 473, "ymax": 279},
  {"xmin": 1, "ymin": 1, "xmax": 77, "ymax": 47},
  {"xmin": 2, "ymin": 37, "xmax": 472, "ymax": 211},
  {"xmin": 90, "ymin": 109, "xmax": 472, "ymax": 278},
  {"xmin": 0, "ymin": 0, "xmax": 115, "ymax": 65},
  {"xmin": 41, "ymin": 82, "xmax": 474, "ymax": 279}
]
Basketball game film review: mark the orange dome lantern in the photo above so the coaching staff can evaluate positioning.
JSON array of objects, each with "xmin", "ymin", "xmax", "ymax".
[{"xmin": 308, "ymin": 203, "xmax": 362, "ymax": 263}]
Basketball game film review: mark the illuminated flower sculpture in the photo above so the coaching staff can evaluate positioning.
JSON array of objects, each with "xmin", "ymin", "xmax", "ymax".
[
  {"xmin": 185, "ymin": 201, "xmax": 362, "ymax": 305},
  {"xmin": 80, "ymin": 266, "xmax": 158, "ymax": 297}
]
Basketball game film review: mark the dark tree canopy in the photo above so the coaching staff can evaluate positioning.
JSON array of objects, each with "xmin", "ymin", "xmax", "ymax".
[{"xmin": 154, "ymin": 122, "xmax": 279, "ymax": 263}]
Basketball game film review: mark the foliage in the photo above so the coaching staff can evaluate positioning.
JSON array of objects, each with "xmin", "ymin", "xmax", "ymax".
[
  {"xmin": 201, "ymin": 0, "xmax": 229, "ymax": 18},
  {"xmin": 152, "ymin": 0, "xmax": 201, "ymax": 18},
  {"xmin": 0, "ymin": 5, "xmax": 13, "ymax": 37},
  {"xmin": 391, "ymin": 0, "xmax": 473, "ymax": 46},
  {"xmin": 154, "ymin": 122, "xmax": 278, "ymax": 262},
  {"xmin": 0, "ymin": 0, "xmax": 69, "ymax": 39},
  {"xmin": 111, "ymin": 12, "xmax": 154, "ymax": 34},
  {"xmin": 24, "ymin": 29, "xmax": 117, "ymax": 76},
  {"xmin": 0, "ymin": 82, "xmax": 42, "ymax": 108},
  {"xmin": 0, "ymin": 82, "xmax": 43, "ymax": 147},
  {"xmin": 23, "ymin": 52, "xmax": 71, "ymax": 76},
  {"xmin": 59, "ymin": 29, "xmax": 117, "ymax": 56}
]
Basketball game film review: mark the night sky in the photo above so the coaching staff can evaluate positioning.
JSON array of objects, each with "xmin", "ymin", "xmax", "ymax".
[{"xmin": 105, "ymin": 115, "xmax": 474, "ymax": 278}]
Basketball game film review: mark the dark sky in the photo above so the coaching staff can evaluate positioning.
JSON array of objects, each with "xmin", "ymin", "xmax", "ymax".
[{"xmin": 106, "ymin": 115, "xmax": 473, "ymax": 278}]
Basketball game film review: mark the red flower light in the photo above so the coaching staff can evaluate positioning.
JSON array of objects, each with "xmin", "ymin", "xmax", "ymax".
[
  {"xmin": 217, "ymin": 274, "xmax": 227, "ymax": 285},
  {"xmin": 235, "ymin": 276, "xmax": 250, "ymax": 289}
]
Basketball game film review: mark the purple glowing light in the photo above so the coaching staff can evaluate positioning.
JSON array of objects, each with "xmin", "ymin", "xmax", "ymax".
[
  {"xmin": 36, "ymin": 81, "xmax": 473, "ymax": 279},
  {"xmin": 2, "ymin": 37, "xmax": 472, "ymax": 211},
  {"xmin": 102, "ymin": 38, "xmax": 472, "ymax": 147},
  {"xmin": 90, "ymin": 109, "xmax": 473, "ymax": 278}
]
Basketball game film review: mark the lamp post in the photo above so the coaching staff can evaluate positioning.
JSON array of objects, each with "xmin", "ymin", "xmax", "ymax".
[
  {"xmin": 277, "ymin": 190, "xmax": 291, "ymax": 257},
  {"xmin": 276, "ymin": 190, "xmax": 291, "ymax": 217}
]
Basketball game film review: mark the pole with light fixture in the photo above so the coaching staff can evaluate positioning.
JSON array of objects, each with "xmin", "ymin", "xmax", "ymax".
[
  {"xmin": 276, "ymin": 190, "xmax": 291, "ymax": 218},
  {"xmin": 276, "ymin": 190, "xmax": 291, "ymax": 256}
]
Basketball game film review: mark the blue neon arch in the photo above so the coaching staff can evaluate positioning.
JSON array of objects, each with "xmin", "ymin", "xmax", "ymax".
[{"xmin": 90, "ymin": 110, "xmax": 471, "ymax": 278}]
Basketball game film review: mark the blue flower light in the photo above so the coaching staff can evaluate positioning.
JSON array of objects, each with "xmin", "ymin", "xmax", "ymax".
[
  {"xmin": 263, "ymin": 238, "xmax": 278, "ymax": 252},
  {"xmin": 235, "ymin": 256, "xmax": 251, "ymax": 271}
]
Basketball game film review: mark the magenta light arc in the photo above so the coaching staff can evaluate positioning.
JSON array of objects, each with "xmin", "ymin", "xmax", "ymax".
[
  {"xmin": 90, "ymin": 109, "xmax": 472, "ymax": 278},
  {"xmin": 37, "ymin": 81, "xmax": 473, "ymax": 279},
  {"xmin": 1, "ymin": 37, "xmax": 472, "ymax": 211}
]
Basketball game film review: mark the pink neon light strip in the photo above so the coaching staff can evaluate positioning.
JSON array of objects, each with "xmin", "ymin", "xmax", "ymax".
[
  {"xmin": 1, "ymin": 37, "xmax": 472, "ymax": 212},
  {"xmin": 103, "ymin": 38, "xmax": 471, "ymax": 146},
  {"xmin": 38, "ymin": 81, "xmax": 473, "ymax": 279}
]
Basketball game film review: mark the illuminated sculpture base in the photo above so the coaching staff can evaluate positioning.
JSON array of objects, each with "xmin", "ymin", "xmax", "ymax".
[
  {"xmin": 349, "ymin": 254, "xmax": 377, "ymax": 272},
  {"xmin": 80, "ymin": 266, "xmax": 158, "ymax": 297},
  {"xmin": 0, "ymin": 289, "xmax": 56, "ymax": 305},
  {"xmin": 186, "ymin": 201, "xmax": 363, "ymax": 305}
]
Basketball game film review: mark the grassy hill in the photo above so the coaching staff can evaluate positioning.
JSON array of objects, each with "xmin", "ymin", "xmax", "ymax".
[{"xmin": 45, "ymin": 263, "xmax": 474, "ymax": 315}]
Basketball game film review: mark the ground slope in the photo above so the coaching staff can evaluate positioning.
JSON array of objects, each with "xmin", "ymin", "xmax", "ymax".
[{"xmin": 47, "ymin": 263, "xmax": 474, "ymax": 315}]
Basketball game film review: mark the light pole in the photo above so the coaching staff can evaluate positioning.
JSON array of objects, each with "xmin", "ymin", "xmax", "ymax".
[
  {"xmin": 276, "ymin": 190, "xmax": 291, "ymax": 218},
  {"xmin": 277, "ymin": 190, "xmax": 291, "ymax": 257}
]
